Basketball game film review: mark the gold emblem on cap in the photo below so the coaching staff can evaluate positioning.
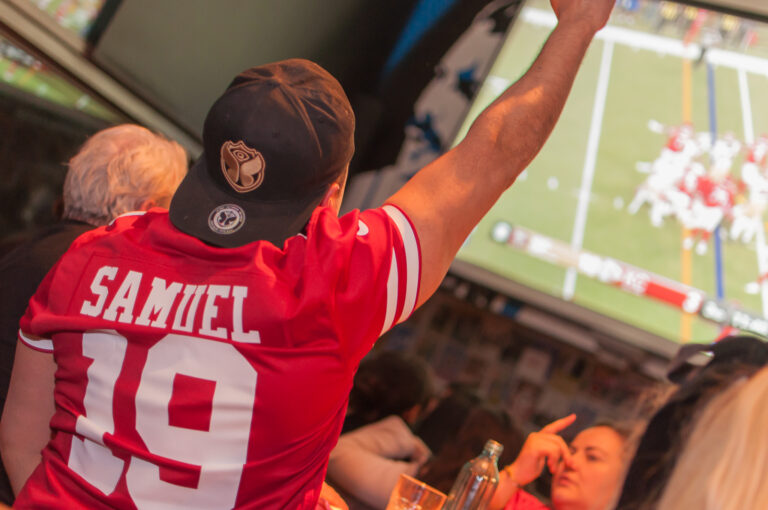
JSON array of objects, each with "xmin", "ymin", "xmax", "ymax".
[{"xmin": 220, "ymin": 140, "xmax": 265, "ymax": 193}]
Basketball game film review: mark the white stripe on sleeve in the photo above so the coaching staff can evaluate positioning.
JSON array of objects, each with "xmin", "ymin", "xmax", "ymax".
[
  {"xmin": 19, "ymin": 330, "xmax": 54, "ymax": 352},
  {"xmin": 382, "ymin": 205, "xmax": 420, "ymax": 324},
  {"xmin": 380, "ymin": 252, "xmax": 399, "ymax": 336}
]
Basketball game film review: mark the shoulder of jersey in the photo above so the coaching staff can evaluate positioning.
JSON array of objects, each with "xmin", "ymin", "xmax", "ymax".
[{"xmin": 78, "ymin": 211, "xmax": 155, "ymax": 246}]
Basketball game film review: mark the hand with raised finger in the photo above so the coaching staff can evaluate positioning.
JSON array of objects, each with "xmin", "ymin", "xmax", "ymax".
[
  {"xmin": 506, "ymin": 414, "xmax": 577, "ymax": 486},
  {"xmin": 489, "ymin": 414, "xmax": 576, "ymax": 510}
]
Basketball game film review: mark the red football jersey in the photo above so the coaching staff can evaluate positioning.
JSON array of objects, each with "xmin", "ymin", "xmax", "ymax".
[
  {"xmin": 15, "ymin": 205, "xmax": 421, "ymax": 509},
  {"xmin": 665, "ymin": 132, "xmax": 684, "ymax": 152},
  {"xmin": 696, "ymin": 175, "xmax": 736, "ymax": 209}
]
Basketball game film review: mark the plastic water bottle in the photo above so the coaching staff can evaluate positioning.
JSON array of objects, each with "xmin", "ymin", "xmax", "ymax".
[{"xmin": 443, "ymin": 439, "xmax": 503, "ymax": 510}]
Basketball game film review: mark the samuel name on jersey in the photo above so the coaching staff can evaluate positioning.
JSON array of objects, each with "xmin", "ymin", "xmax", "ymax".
[{"xmin": 79, "ymin": 266, "xmax": 261, "ymax": 343}]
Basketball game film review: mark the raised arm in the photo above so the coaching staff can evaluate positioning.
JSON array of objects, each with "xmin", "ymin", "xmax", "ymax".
[{"xmin": 386, "ymin": 0, "xmax": 614, "ymax": 306}]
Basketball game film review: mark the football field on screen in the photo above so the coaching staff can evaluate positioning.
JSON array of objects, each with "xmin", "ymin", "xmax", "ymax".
[{"xmin": 455, "ymin": 4, "xmax": 768, "ymax": 343}]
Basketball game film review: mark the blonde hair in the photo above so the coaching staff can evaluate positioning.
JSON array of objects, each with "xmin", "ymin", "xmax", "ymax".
[
  {"xmin": 656, "ymin": 365, "xmax": 768, "ymax": 510},
  {"xmin": 63, "ymin": 124, "xmax": 187, "ymax": 225}
]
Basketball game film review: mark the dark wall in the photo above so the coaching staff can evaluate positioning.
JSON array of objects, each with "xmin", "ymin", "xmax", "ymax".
[
  {"xmin": 0, "ymin": 85, "xmax": 111, "ymax": 253},
  {"xmin": 357, "ymin": 0, "xmax": 518, "ymax": 173},
  {"xmin": 91, "ymin": 0, "xmax": 421, "ymax": 143},
  {"xmin": 90, "ymin": 0, "xmax": 501, "ymax": 175}
]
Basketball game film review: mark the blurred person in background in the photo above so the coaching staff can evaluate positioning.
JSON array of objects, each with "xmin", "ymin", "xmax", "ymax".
[
  {"xmin": 342, "ymin": 350, "xmax": 434, "ymax": 433},
  {"xmin": 653, "ymin": 363, "xmax": 768, "ymax": 510},
  {"xmin": 414, "ymin": 384, "xmax": 481, "ymax": 456},
  {"xmin": 326, "ymin": 350, "xmax": 434, "ymax": 509},
  {"xmin": 327, "ymin": 389, "xmax": 522, "ymax": 510},
  {"xmin": 490, "ymin": 415, "xmax": 636, "ymax": 510},
  {"xmin": 616, "ymin": 335, "xmax": 768, "ymax": 510},
  {"xmin": 418, "ymin": 402, "xmax": 523, "ymax": 496},
  {"xmin": 0, "ymin": 124, "xmax": 186, "ymax": 505},
  {"xmin": 327, "ymin": 413, "xmax": 431, "ymax": 510}
]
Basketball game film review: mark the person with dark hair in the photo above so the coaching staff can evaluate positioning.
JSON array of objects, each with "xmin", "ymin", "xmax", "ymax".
[
  {"xmin": 326, "ymin": 350, "xmax": 433, "ymax": 509},
  {"xmin": 490, "ymin": 415, "xmax": 637, "ymax": 510},
  {"xmin": 418, "ymin": 404, "xmax": 524, "ymax": 496},
  {"xmin": 343, "ymin": 350, "xmax": 433, "ymax": 433},
  {"xmin": 415, "ymin": 385, "xmax": 481, "ymax": 455},
  {"xmin": 0, "ymin": 1, "xmax": 616, "ymax": 507},
  {"xmin": 326, "ymin": 394, "xmax": 523, "ymax": 510}
]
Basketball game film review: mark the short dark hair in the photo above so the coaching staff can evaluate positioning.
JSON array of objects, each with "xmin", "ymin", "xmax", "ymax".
[
  {"xmin": 417, "ymin": 404, "xmax": 524, "ymax": 494},
  {"xmin": 415, "ymin": 387, "xmax": 480, "ymax": 455},
  {"xmin": 344, "ymin": 350, "xmax": 433, "ymax": 432}
]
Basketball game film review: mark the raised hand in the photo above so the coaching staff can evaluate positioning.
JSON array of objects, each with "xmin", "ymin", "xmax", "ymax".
[
  {"xmin": 505, "ymin": 414, "xmax": 577, "ymax": 486},
  {"xmin": 551, "ymin": 0, "xmax": 615, "ymax": 33}
]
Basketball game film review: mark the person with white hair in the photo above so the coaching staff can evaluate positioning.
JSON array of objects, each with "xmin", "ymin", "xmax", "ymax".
[
  {"xmin": 61, "ymin": 124, "xmax": 188, "ymax": 225},
  {"xmin": 616, "ymin": 335, "xmax": 768, "ymax": 510},
  {"xmin": 654, "ymin": 364, "xmax": 768, "ymax": 510},
  {"xmin": 0, "ymin": 124, "xmax": 186, "ymax": 506}
]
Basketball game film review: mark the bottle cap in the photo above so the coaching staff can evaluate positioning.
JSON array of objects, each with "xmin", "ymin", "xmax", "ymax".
[{"xmin": 484, "ymin": 439, "xmax": 504, "ymax": 457}]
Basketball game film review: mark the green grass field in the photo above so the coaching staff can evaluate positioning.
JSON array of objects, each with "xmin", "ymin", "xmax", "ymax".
[
  {"xmin": 32, "ymin": 0, "xmax": 104, "ymax": 36},
  {"xmin": 455, "ymin": 3, "xmax": 768, "ymax": 343},
  {"xmin": 0, "ymin": 36, "xmax": 118, "ymax": 122},
  {"xmin": 0, "ymin": 57, "xmax": 118, "ymax": 121}
]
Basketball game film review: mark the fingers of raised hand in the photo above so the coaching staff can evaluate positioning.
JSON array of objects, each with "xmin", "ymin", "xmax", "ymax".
[
  {"xmin": 540, "ymin": 413, "xmax": 577, "ymax": 435},
  {"xmin": 540, "ymin": 435, "xmax": 572, "ymax": 474},
  {"xmin": 519, "ymin": 433, "xmax": 571, "ymax": 480},
  {"xmin": 550, "ymin": 0, "xmax": 615, "ymax": 33}
]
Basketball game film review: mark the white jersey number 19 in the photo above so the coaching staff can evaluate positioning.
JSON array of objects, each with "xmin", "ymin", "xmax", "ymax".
[{"xmin": 68, "ymin": 331, "xmax": 257, "ymax": 509}]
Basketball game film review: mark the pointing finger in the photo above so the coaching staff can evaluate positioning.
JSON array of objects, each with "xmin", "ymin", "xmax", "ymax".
[{"xmin": 540, "ymin": 413, "xmax": 577, "ymax": 435}]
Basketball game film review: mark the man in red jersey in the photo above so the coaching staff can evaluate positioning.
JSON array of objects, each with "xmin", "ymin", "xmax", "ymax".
[
  {"xmin": 0, "ymin": 124, "xmax": 187, "ymax": 508},
  {"xmin": 0, "ymin": 1, "xmax": 615, "ymax": 508}
]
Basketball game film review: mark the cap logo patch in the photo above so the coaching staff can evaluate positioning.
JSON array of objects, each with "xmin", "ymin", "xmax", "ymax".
[
  {"xmin": 220, "ymin": 140, "xmax": 265, "ymax": 193},
  {"xmin": 208, "ymin": 204, "xmax": 246, "ymax": 235}
]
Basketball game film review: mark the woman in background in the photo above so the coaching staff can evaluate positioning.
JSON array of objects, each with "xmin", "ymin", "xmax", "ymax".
[{"xmin": 490, "ymin": 415, "xmax": 635, "ymax": 510}]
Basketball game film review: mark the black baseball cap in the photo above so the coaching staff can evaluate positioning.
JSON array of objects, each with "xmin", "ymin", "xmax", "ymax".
[{"xmin": 170, "ymin": 59, "xmax": 355, "ymax": 247}]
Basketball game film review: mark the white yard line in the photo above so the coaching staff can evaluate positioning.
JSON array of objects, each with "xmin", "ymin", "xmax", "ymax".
[
  {"xmin": 563, "ymin": 40, "xmax": 614, "ymax": 300},
  {"xmin": 755, "ymin": 225, "xmax": 768, "ymax": 319},
  {"xmin": 519, "ymin": 7, "xmax": 768, "ymax": 304},
  {"xmin": 739, "ymin": 70, "xmax": 755, "ymax": 147},
  {"xmin": 738, "ymin": 69, "xmax": 768, "ymax": 317}
]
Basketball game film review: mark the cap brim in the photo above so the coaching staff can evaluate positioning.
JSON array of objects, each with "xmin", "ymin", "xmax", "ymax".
[{"xmin": 169, "ymin": 156, "xmax": 326, "ymax": 248}]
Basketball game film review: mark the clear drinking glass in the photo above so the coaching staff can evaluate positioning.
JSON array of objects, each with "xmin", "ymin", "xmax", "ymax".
[{"xmin": 385, "ymin": 473, "xmax": 447, "ymax": 510}]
